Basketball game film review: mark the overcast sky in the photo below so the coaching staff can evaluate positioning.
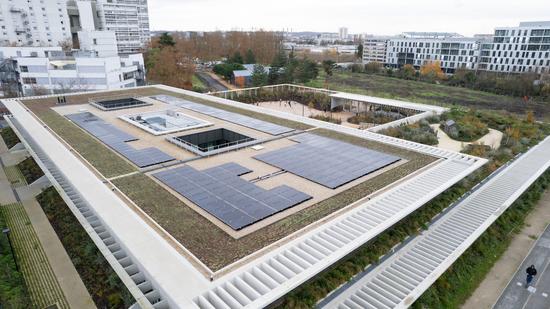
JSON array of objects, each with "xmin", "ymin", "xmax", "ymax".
[{"xmin": 148, "ymin": 0, "xmax": 549, "ymax": 36}]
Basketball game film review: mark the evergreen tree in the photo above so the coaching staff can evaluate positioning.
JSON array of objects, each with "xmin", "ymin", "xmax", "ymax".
[
  {"xmin": 159, "ymin": 32, "xmax": 175, "ymax": 47},
  {"xmin": 228, "ymin": 51, "xmax": 244, "ymax": 64},
  {"xmin": 251, "ymin": 65, "xmax": 268, "ymax": 86},
  {"xmin": 245, "ymin": 49, "xmax": 256, "ymax": 64}
]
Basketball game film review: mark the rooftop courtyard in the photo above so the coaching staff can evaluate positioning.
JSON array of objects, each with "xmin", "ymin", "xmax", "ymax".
[{"xmin": 1, "ymin": 84, "xmax": 485, "ymax": 308}]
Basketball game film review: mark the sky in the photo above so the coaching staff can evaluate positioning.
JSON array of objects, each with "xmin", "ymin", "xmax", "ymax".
[{"xmin": 148, "ymin": 0, "xmax": 550, "ymax": 36}]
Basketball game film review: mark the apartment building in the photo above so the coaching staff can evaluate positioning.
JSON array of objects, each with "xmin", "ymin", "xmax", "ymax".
[
  {"xmin": 67, "ymin": 0, "xmax": 150, "ymax": 54},
  {"xmin": 385, "ymin": 33, "xmax": 482, "ymax": 73},
  {"xmin": 478, "ymin": 21, "xmax": 550, "ymax": 74},
  {"xmin": 1, "ymin": 0, "xmax": 150, "ymax": 55},
  {"xmin": 0, "ymin": 0, "xmax": 71, "ymax": 46}
]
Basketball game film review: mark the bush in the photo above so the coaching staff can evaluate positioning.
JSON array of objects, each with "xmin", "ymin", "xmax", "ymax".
[
  {"xmin": 381, "ymin": 121, "xmax": 439, "ymax": 145},
  {"xmin": 36, "ymin": 188, "xmax": 134, "ymax": 308},
  {"xmin": 309, "ymin": 114, "xmax": 342, "ymax": 124},
  {"xmin": 0, "ymin": 128, "xmax": 20, "ymax": 149},
  {"xmin": 17, "ymin": 157, "xmax": 44, "ymax": 184},
  {"xmin": 0, "ymin": 212, "xmax": 31, "ymax": 309},
  {"xmin": 347, "ymin": 110, "xmax": 405, "ymax": 125}
]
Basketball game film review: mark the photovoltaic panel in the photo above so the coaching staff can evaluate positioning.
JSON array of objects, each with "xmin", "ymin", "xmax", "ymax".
[
  {"xmin": 254, "ymin": 133, "xmax": 401, "ymax": 189},
  {"xmin": 153, "ymin": 163, "xmax": 311, "ymax": 230},
  {"xmin": 67, "ymin": 112, "xmax": 175, "ymax": 168},
  {"xmin": 152, "ymin": 94, "xmax": 294, "ymax": 136}
]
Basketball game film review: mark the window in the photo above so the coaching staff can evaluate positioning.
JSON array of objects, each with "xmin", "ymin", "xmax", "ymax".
[
  {"xmin": 93, "ymin": 38, "xmax": 97, "ymax": 45},
  {"xmin": 19, "ymin": 66, "xmax": 29, "ymax": 72},
  {"xmin": 22, "ymin": 77, "xmax": 37, "ymax": 84}
]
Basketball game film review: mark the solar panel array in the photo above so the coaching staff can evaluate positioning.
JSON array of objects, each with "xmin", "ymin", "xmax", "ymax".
[
  {"xmin": 254, "ymin": 133, "xmax": 401, "ymax": 189},
  {"xmin": 153, "ymin": 162, "xmax": 311, "ymax": 230},
  {"xmin": 67, "ymin": 112, "xmax": 175, "ymax": 168},
  {"xmin": 152, "ymin": 95, "xmax": 294, "ymax": 136}
]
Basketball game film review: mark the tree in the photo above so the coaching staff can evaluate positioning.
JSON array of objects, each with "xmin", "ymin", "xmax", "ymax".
[
  {"xmin": 58, "ymin": 37, "xmax": 73, "ymax": 51},
  {"xmin": 322, "ymin": 60, "xmax": 336, "ymax": 88},
  {"xmin": 251, "ymin": 65, "xmax": 268, "ymax": 86},
  {"xmin": 419, "ymin": 61, "xmax": 445, "ymax": 82},
  {"xmin": 365, "ymin": 62, "xmax": 383, "ymax": 74},
  {"xmin": 245, "ymin": 49, "xmax": 256, "ymax": 64},
  {"xmin": 147, "ymin": 46, "xmax": 194, "ymax": 89},
  {"xmin": 294, "ymin": 59, "xmax": 319, "ymax": 83},
  {"xmin": 398, "ymin": 64, "xmax": 416, "ymax": 80},
  {"xmin": 228, "ymin": 51, "xmax": 244, "ymax": 64},
  {"xmin": 159, "ymin": 32, "xmax": 176, "ymax": 47},
  {"xmin": 451, "ymin": 68, "xmax": 477, "ymax": 87},
  {"xmin": 213, "ymin": 63, "xmax": 245, "ymax": 80},
  {"xmin": 356, "ymin": 44, "xmax": 364, "ymax": 59}
]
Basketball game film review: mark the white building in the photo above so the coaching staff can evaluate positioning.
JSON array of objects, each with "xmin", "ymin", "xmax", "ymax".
[
  {"xmin": 339, "ymin": 27, "xmax": 349, "ymax": 40},
  {"xmin": 0, "ymin": 45, "xmax": 145, "ymax": 97},
  {"xmin": 478, "ymin": 21, "xmax": 550, "ymax": 74},
  {"xmin": 362, "ymin": 35, "xmax": 396, "ymax": 64},
  {"xmin": 73, "ymin": 0, "xmax": 150, "ymax": 54},
  {"xmin": 0, "ymin": 0, "xmax": 71, "ymax": 47},
  {"xmin": 1, "ymin": 0, "xmax": 150, "ymax": 55}
]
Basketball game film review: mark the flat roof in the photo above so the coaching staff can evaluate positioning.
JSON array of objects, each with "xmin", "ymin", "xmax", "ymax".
[{"xmin": 2, "ymin": 84, "xmax": 485, "ymax": 308}]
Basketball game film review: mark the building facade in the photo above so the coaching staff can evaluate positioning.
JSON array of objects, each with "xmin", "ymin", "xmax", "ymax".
[
  {"xmin": 2, "ymin": 0, "xmax": 150, "ymax": 55},
  {"xmin": 478, "ymin": 21, "xmax": 550, "ymax": 74},
  {"xmin": 385, "ymin": 33, "xmax": 482, "ymax": 74},
  {"xmin": 92, "ymin": 0, "xmax": 150, "ymax": 54},
  {"xmin": 362, "ymin": 35, "xmax": 395, "ymax": 64},
  {"xmin": 0, "ymin": 46, "xmax": 145, "ymax": 96},
  {"xmin": 0, "ymin": 0, "xmax": 71, "ymax": 47}
]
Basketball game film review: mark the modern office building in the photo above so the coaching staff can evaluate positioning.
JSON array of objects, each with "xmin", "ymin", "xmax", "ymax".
[
  {"xmin": 0, "ymin": 44, "xmax": 145, "ymax": 96},
  {"xmin": 362, "ymin": 35, "xmax": 396, "ymax": 64},
  {"xmin": 0, "ymin": 0, "xmax": 71, "ymax": 47},
  {"xmin": 385, "ymin": 35, "xmax": 483, "ymax": 73},
  {"xmin": 363, "ymin": 22, "xmax": 550, "ymax": 75},
  {"xmin": 477, "ymin": 21, "xmax": 550, "ymax": 74}
]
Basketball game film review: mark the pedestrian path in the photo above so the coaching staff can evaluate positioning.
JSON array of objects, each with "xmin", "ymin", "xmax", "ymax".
[
  {"xmin": 0, "ymin": 202, "xmax": 70, "ymax": 309},
  {"xmin": 493, "ymin": 224, "xmax": 550, "ymax": 309}
]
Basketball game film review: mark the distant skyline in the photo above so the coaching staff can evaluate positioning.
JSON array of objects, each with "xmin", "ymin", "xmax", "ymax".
[{"xmin": 148, "ymin": 0, "xmax": 549, "ymax": 36}]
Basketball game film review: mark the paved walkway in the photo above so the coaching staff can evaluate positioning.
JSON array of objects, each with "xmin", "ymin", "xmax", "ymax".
[
  {"xmin": 463, "ymin": 190, "xmax": 550, "ymax": 309},
  {"xmin": 493, "ymin": 224, "xmax": 550, "ymax": 309},
  {"xmin": 0, "ymin": 137, "xmax": 96, "ymax": 309},
  {"xmin": 431, "ymin": 124, "xmax": 503, "ymax": 152}
]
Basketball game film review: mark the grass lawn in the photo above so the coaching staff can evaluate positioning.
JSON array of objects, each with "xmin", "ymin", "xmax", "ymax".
[
  {"xmin": 306, "ymin": 72, "xmax": 550, "ymax": 119},
  {"xmin": 192, "ymin": 74, "xmax": 207, "ymax": 92}
]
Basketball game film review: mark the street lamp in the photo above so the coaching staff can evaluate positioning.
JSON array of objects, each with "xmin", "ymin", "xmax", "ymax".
[{"xmin": 2, "ymin": 228, "xmax": 19, "ymax": 272}]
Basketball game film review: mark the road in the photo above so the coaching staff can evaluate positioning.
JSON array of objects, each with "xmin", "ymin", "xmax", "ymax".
[
  {"xmin": 196, "ymin": 71, "xmax": 229, "ymax": 92},
  {"xmin": 493, "ymin": 224, "xmax": 550, "ymax": 309}
]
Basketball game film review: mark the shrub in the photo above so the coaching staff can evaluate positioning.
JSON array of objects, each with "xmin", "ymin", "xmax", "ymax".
[
  {"xmin": 309, "ymin": 114, "xmax": 342, "ymax": 124},
  {"xmin": 0, "ymin": 128, "xmax": 20, "ymax": 149},
  {"xmin": 17, "ymin": 157, "xmax": 44, "ymax": 184},
  {"xmin": 36, "ymin": 188, "xmax": 134, "ymax": 308},
  {"xmin": 381, "ymin": 121, "xmax": 439, "ymax": 145},
  {"xmin": 0, "ymin": 212, "xmax": 31, "ymax": 308}
]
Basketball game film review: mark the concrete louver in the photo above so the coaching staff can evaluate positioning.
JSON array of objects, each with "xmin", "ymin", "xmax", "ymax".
[
  {"xmin": 322, "ymin": 136, "xmax": 550, "ymax": 309},
  {"xmin": 192, "ymin": 155, "xmax": 483, "ymax": 309},
  {"xmin": 7, "ymin": 117, "xmax": 170, "ymax": 309}
]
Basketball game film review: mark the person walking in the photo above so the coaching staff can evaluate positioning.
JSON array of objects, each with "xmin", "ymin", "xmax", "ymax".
[{"xmin": 526, "ymin": 265, "xmax": 537, "ymax": 288}]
